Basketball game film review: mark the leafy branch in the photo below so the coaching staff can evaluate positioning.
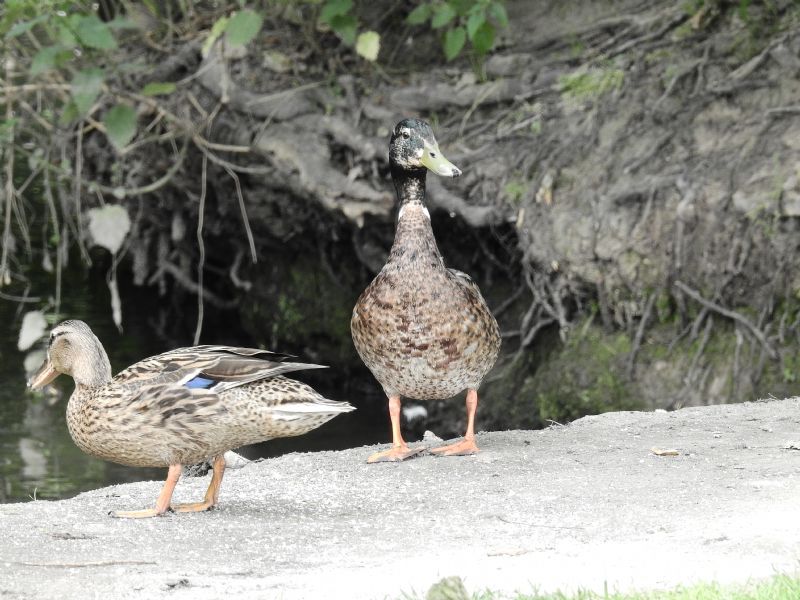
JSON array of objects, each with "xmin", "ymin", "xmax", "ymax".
[{"xmin": 406, "ymin": 0, "xmax": 509, "ymax": 61}]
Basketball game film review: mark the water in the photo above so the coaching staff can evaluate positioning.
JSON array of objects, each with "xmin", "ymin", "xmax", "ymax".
[{"xmin": 0, "ymin": 262, "xmax": 166, "ymax": 502}]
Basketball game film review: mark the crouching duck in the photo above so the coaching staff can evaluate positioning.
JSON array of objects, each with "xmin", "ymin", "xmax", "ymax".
[{"xmin": 28, "ymin": 320, "xmax": 354, "ymax": 518}]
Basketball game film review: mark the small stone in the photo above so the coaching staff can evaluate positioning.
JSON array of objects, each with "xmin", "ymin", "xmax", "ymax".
[
  {"xmin": 422, "ymin": 430, "xmax": 443, "ymax": 443},
  {"xmin": 262, "ymin": 50, "xmax": 292, "ymax": 73},
  {"xmin": 426, "ymin": 576, "xmax": 469, "ymax": 600}
]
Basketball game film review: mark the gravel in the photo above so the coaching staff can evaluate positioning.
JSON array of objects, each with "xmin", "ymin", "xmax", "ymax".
[{"xmin": 2, "ymin": 398, "xmax": 800, "ymax": 599}]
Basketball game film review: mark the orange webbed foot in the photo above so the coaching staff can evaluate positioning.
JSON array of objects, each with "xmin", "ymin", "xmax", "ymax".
[
  {"xmin": 367, "ymin": 445, "xmax": 426, "ymax": 463},
  {"xmin": 109, "ymin": 507, "xmax": 173, "ymax": 519},
  {"xmin": 171, "ymin": 500, "xmax": 216, "ymax": 514},
  {"xmin": 430, "ymin": 437, "xmax": 479, "ymax": 456}
]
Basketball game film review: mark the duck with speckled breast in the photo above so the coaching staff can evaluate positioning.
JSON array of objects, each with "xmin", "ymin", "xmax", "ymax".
[
  {"xmin": 28, "ymin": 320, "xmax": 354, "ymax": 518},
  {"xmin": 351, "ymin": 118, "xmax": 501, "ymax": 463}
]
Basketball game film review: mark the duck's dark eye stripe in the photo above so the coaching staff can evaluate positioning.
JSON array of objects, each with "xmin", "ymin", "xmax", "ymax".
[{"xmin": 49, "ymin": 331, "xmax": 67, "ymax": 346}]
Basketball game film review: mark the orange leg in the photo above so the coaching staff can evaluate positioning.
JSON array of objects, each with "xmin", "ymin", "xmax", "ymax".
[
  {"xmin": 172, "ymin": 454, "xmax": 226, "ymax": 513},
  {"xmin": 431, "ymin": 388, "xmax": 480, "ymax": 456},
  {"xmin": 110, "ymin": 464, "xmax": 182, "ymax": 518},
  {"xmin": 367, "ymin": 395, "xmax": 426, "ymax": 463},
  {"xmin": 110, "ymin": 455, "xmax": 227, "ymax": 518}
]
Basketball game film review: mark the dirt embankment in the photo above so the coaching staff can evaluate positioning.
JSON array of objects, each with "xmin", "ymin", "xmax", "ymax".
[{"xmin": 39, "ymin": 0, "xmax": 800, "ymax": 434}]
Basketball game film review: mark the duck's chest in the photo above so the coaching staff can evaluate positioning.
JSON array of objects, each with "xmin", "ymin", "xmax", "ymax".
[{"xmin": 66, "ymin": 392, "xmax": 161, "ymax": 467}]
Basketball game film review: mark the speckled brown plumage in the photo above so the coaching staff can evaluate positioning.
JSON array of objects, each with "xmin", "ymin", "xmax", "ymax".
[
  {"xmin": 28, "ymin": 320, "xmax": 354, "ymax": 516},
  {"xmin": 351, "ymin": 202, "xmax": 500, "ymax": 399},
  {"xmin": 351, "ymin": 118, "xmax": 500, "ymax": 461}
]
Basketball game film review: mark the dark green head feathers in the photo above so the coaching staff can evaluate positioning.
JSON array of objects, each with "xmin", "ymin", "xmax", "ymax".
[{"xmin": 389, "ymin": 118, "xmax": 462, "ymax": 178}]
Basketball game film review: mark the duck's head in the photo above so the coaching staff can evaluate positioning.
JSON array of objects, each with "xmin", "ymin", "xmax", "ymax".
[
  {"xmin": 389, "ymin": 118, "xmax": 461, "ymax": 178},
  {"xmin": 28, "ymin": 320, "xmax": 112, "ymax": 389}
]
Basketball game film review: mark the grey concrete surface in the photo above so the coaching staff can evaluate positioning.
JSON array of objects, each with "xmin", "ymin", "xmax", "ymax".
[{"xmin": 2, "ymin": 398, "xmax": 800, "ymax": 599}]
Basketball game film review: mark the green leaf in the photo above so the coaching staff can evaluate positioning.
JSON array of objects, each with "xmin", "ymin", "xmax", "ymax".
[
  {"xmin": 107, "ymin": 16, "xmax": 139, "ymax": 30},
  {"xmin": 202, "ymin": 15, "xmax": 229, "ymax": 57},
  {"xmin": 431, "ymin": 3, "xmax": 457, "ymax": 29},
  {"xmin": 103, "ymin": 104, "xmax": 137, "ymax": 151},
  {"xmin": 70, "ymin": 68, "xmax": 104, "ymax": 115},
  {"xmin": 448, "ymin": 0, "xmax": 474, "ymax": 16},
  {"xmin": 489, "ymin": 1, "xmax": 509, "ymax": 27},
  {"xmin": 329, "ymin": 14, "xmax": 357, "ymax": 45},
  {"xmin": 59, "ymin": 100, "xmax": 79, "ymax": 126},
  {"xmin": 443, "ymin": 26, "xmax": 466, "ymax": 60},
  {"xmin": 0, "ymin": 119, "xmax": 17, "ymax": 143},
  {"xmin": 472, "ymin": 21, "xmax": 495, "ymax": 54},
  {"xmin": 141, "ymin": 81, "xmax": 176, "ymax": 96},
  {"xmin": 30, "ymin": 46, "xmax": 70, "ymax": 76},
  {"xmin": 406, "ymin": 4, "xmax": 432, "ymax": 24},
  {"xmin": 466, "ymin": 12, "xmax": 484, "ymax": 41},
  {"xmin": 57, "ymin": 23, "xmax": 77, "ymax": 47},
  {"xmin": 320, "ymin": 0, "xmax": 353, "ymax": 23},
  {"xmin": 76, "ymin": 15, "xmax": 117, "ymax": 50},
  {"xmin": 5, "ymin": 15, "xmax": 46, "ymax": 38},
  {"xmin": 225, "ymin": 9, "xmax": 263, "ymax": 47},
  {"xmin": 355, "ymin": 30, "xmax": 380, "ymax": 61},
  {"xmin": 141, "ymin": 0, "xmax": 160, "ymax": 18}
]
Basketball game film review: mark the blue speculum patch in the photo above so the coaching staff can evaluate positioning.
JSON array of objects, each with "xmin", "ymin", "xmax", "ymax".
[{"xmin": 184, "ymin": 376, "xmax": 216, "ymax": 389}]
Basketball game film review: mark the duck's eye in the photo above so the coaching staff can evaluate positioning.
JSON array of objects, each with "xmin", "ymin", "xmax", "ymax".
[{"xmin": 402, "ymin": 131, "xmax": 410, "ymax": 139}]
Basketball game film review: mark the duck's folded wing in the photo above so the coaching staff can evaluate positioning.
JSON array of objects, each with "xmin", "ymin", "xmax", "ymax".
[
  {"xmin": 447, "ymin": 268, "xmax": 483, "ymax": 296},
  {"xmin": 114, "ymin": 346, "xmax": 327, "ymax": 392},
  {"xmin": 123, "ymin": 384, "xmax": 229, "ymax": 458}
]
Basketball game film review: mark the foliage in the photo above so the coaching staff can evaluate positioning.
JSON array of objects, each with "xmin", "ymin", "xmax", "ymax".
[
  {"xmin": 559, "ymin": 67, "xmax": 625, "ymax": 101},
  {"xmin": 401, "ymin": 573, "xmax": 800, "ymax": 599},
  {"xmin": 533, "ymin": 319, "xmax": 639, "ymax": 424},
  {"xmin": 0, "ymin": 0, "xmax": 508, "ymax": 340},
  {"xmin": 406, "ymin": 0, "xmax": 509, "ymax": 61},
  {"xmin": 503, "ymin": 179, "xmax": 529, "ymax": 205}
]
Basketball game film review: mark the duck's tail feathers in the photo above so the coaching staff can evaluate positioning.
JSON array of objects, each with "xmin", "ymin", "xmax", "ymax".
[{"xmin": 269, "ymin": 398, "xmax": 355, "ymax": 421}]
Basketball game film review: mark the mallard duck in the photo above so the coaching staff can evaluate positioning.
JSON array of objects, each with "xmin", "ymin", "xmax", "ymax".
[
  {"xmin": 27, "ymin": 320, "xmax": 354, "ymax": 518},
  {"xmin": 351, "ymin": 118, "xmax": 501, "ymax": 463}
]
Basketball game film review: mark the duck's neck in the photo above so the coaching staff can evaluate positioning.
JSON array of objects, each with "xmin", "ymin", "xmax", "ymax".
[
  {"xmin": 389, "ymin": 168, "xmax": 442, "ymax": 263},
  {"xmin": 392, "ymin": 167, "xmax": 426, "ymax": 206}
]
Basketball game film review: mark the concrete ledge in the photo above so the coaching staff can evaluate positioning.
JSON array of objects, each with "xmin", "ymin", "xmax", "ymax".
[{"xmin": 2, "ymin": 398, "xmax": 800, "ymax": 599}]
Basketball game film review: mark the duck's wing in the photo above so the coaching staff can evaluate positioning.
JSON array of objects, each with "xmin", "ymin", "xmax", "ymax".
[
  {"xmin": 120, "ymin": 383, "xmax": 229, "ymax": 459},
  {"xmin": 447, "ymin": 268, "xmax": 483, "ymax": 297},
  {"xmin": 114, "ymin": 345, "xmax": 327, "ymax": 392}
]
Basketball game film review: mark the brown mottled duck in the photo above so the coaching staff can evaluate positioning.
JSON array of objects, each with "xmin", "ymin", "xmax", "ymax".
[
  {"xmin": 351, "ymin": 118, "xmax": 501, "ymax": 463},
  {"xmin": 28, "ymin": 320, "xmax": 354, "ymax": 518}
]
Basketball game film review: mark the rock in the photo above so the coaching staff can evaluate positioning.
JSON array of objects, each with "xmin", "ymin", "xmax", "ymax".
[{"xmin": 426, "ymin": 576, "xmax": 470, "ymax": 600}]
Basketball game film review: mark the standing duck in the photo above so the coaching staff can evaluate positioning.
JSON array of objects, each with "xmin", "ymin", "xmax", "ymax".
[
  {"xmin": 28, "ymin": 320, "xmax": 354, "ymax": 518},
  {"xmin": 351, "ymin": 118, "xmax": 500, "ymax": 463}
]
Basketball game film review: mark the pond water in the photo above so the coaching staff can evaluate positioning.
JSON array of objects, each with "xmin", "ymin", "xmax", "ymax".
[{"xmin": 0, "ymin": 264, "xmax": 383, "ymax": 504}]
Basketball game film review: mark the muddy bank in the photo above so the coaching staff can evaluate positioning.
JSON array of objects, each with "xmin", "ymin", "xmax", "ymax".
[{"xmin": 4, "ymin": 0, "xmax": 800, "ymax": 440}]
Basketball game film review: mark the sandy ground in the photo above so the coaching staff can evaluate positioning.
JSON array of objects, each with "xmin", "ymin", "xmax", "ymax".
[{"xmin": 2, "ymin": 398, "xmax": 800, "ymax": 599}]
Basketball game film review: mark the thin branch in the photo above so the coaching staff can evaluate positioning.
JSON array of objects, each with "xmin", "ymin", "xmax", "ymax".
[
  {"xmin": 220, "ymin": 163, "xmax": 257, "ymax": 263},
  {"xmin": 194, "ymin": 146, "xmax": 208, "ymax": 345},
  {"xmin": 10, "ymin": 560, "xmax": 156, "ymax": 568},
  {"xmin": 674, "ymin": 280, "xmax": 777, "ymax": 359},
  {"xmin": 627, "ymin": 293, "xmax": 656, "ymax": 378},
  {"xmin": 0, "ymin": 289, "xmax": 41, "ymax": 303},
  {"xmin": 158, "ymin": 262, "xmax": 237, "ymax": 310},
  {"xmin": 0, "ymin": 57, "xmax": 15, "ymax": 286}
]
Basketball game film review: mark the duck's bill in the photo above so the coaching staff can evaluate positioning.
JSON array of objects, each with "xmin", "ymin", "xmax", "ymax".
[
  {"xmin": 28, "ymin": 359, "xmax": 58, "ymax": 389},
  {"xmin": 421, "ymin": 143, "xmax": 462, "ymax": 177}
]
